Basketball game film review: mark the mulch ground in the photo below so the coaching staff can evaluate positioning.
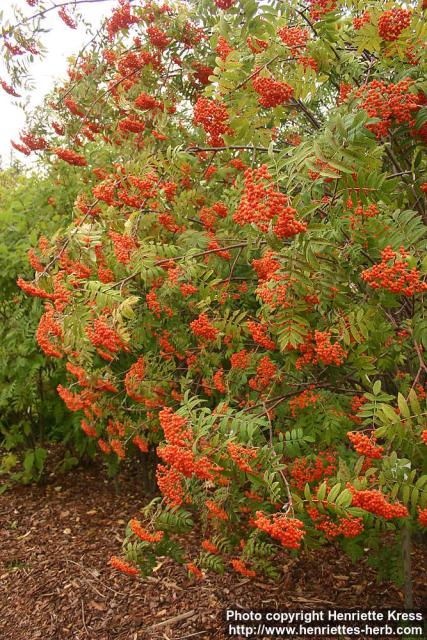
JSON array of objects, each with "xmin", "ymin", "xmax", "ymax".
[{"xmin": 1, "ymin": 460, "xmax": 426, "ymax": 640}]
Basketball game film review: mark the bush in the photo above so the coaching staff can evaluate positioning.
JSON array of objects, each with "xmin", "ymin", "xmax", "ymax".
[{"xmin": 4, "ymin": 0, "xmax": 427, "ymax": 587}]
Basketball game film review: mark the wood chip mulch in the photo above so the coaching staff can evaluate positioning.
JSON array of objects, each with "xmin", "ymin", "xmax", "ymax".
[{"xmin": 1, "ymin": 461, "xmax": 426, "ymax": 640}]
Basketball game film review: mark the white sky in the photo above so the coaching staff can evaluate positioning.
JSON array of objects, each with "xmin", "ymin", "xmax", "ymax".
[{"xmin": 0, "ymin": 1, "xmax": 117, "ymax": 168}]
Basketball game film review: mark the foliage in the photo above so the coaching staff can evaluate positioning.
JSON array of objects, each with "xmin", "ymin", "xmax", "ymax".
[
  {"xmin": 0, "ymin": 168, "xmax": 90, "ymax": 486},
  {"xmin": 2, "ymin": 0, "xmax": 427, "ymax": 583}
]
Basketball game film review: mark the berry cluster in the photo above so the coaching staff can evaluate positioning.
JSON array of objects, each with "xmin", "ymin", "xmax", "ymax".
[
  {"xmin": 314, "ymin": 330, "xmax": 347, "ymax": 366},
  {"xmin": 249, "ymin": 355, "xmax": 277, "ymax": 390},
  {"xmin": 247, "ymin": 320, "xmax": 276, "ymax": 350},
  {"xmin": 159, "ymin": 407, "xmax": 191, "ymax": 446},
  {"xmin": 190, "ymin": 312, "xmax": 218, "ymax": 342},
  {"xmin": 36, "ymin": 306, "xmax": 63, "ymax": 358},
  {"xmin": 247, "ymin": 36, "xmax": 268, "ymax": 54},
  {"xmin": 108, "ymin": 231, "xmax": 138, "ymax": 265},
  {"xmin": 53, "ymin": 147, "xmax": 87, "ymax": 166},
  {"xmin": 107, "ymin": 1, "xmax": 139, "ymax": 41},
  {"xmin": 134, "ymin": 92, "xmax": 163, "ymax": 111},
  {"xmin": 58, "ymin": 6, "xmax": 77, "ymax": 29},
  {"xmin": 308, "ymin": 509, "xmax": 364, "ymax": 539},
  {"xmin": 216, "ymin": 36, "xmax": 233, "ymax": 61},
  {"xmin": 206, "ymin": 500, "xmax": 229, "ymax": 521},
  {"xmin": 252, "ymin": 76, "xmax": 293, "ymax": 108},
  {"xmin": 418, "ymin": 507, "xmax": 427, "ymax": 527},
  {"xmin": 147, "ymin": 26, "xmax": 170, "ymax": 50},
  {"xmin": 130, "ymin": 519, "xmax": 164, "ymax": 543},
  {"xmin": 278, "ymin": 26, "xmax": 309, "ymax": 56},
  {"xmin": 289, "ymin": 388, "xmax": 319, "ymax": 417},
  {"xmin": 361, "ymin": 245, "xmax": 427, "ymax": 296},
  {"xmin": 86, "ymin": 316, "xmax": 125, "ymax": 358},
  {"xmin": 124, "ymin": 356, "xmax": 145, "ymax": 402},
  {"xmin": 233, "ymin": 165, "xmax": 305, "ymax": 237},
  {"xmin": 291, "ymin": 451, "xmax": 336, "ymax": 490},
  {"xmin": 213, "ymin": 369, "xmax": 226, "ymax": 393},
  {"xmin": 355, "ymin": 79, "xmax": 418, "ymax": 138},
  {"xmin": 214, "ymin": 0, "xmax": 235, "ymax": 8},
  {"xmin": 353, "ymin": 11, "xmax": 370, "ymax": 30},
  {"xmin": 227, "ymin": 442, "xmax": 258, "ymax": 473},
  {"xmin": 193, "ymin": 97, "xmax": 233, "ymax": 146},
  {"xmin": 230, "ymin": 349, "xmax": 250, "ymax": 369},
  {"xmin": 132, "ymin": 434, "xmax": 148, "ymax": 453},
  {"xmin": 254, "ymin": 511, "xmax": 305, "ymax": 549},
  {"xmin": 201, "ymin": 539, "xmax": 219, "ymax": 554},
  {"xmin": 350, "ymin": 488, "xmax": 409, "ymax": 519},
  {"xmin": 378, "ymin": 8, "xmax": 411, "ymax": 41},
  {"xmin": 274, "ymin": 205, "xmax": 307, "ymax": 239},
  {"xmin": 309, "ymin": 0, "xmax": 337, "ymax": 22},
  {"xmin": 230, "ymin": 559, "xmax": 256, "ymax": 577},
  {"xmin": 347, "ymin": 432, "xmax": 384, "ymax": 459},
  {"xmin": 110, "ymin": 556, "xmax": 139, "ymax": 576}
]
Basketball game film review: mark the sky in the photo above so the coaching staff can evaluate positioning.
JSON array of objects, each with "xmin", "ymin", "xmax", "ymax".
[{"xmin": 0, "ymin": 1, "xmax": 117, "ymax": 168}]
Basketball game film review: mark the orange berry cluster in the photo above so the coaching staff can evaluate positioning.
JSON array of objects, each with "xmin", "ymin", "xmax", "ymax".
[
  {"xmin": 308, "ymin": 508, "xmax": 364, "ymax": 539},
  {"xmin": 156, "ymin": 464, "xmax": 185, "ymax": 506},
  {"xmin": 108, "ymin": 231, "xmax": 138, "ymax": 265},
  {"xmin": 36, "ymin": 306, "xmax": 63, "ymax": 358},
  {"xmin": 110, "ymin": 556, "xmax": 139, "ymax": 576},
  {"xmin": 193, "ymin": 96, "xmax": 233, "ymax": 146},
  {"xmin": 233, "ymin": 165, "xmax": 305, "ymax": 237},
  {"xmin": 278, "ymin": 26, "xmax": 309, "ymax": 55},
  {"xmin": 353, "ymin": 11, "xmax": 370, "ymax": 30},
  {"xmin": 378, "ymin": 8, "xmax": 411, "ymax": 41},
  {"xmin": 252, "ymin": 75, "xmax": 293, "ymax": 108},
  {"xmin": 53, "ymin": 147, "xmax": 87, "ymax": 166},
  {"xmin": 254, "ymin": 511, "xmax": 305, "ymax": 549},
  {"xmin": 355, "ymin": 79, "xmax": 418, "ymax": 139},
  {"xmin": 132, "ymin": 435, "xmax": 148, "ymax": 453},
  {"xmin": 418, "ymin": 507, "xmax": 427, "ymax": 527},
  {"xmin": 274, "ymin": 205, "xmax": 307, "ymax": 239},
  {"xmin": 230, "ymin": 349, "xmax": 250, "ymax": 370},
  {"xmin": 134, "ymin": 91, "xmax": 163, "ymax": 111},
  {"xmin": 247, "ymin": 320, "xmax": 276, "ymax": 350},
  {"xmin": 347, "ymin": 432, "xmax": 384, "ymax": 459},
  {"xmin": 314, "ymin": 330, "xmax": 347, "ymax": 366},
  {"xmin": 291, "ymin": 451, "xmax": 336, "ymax": 491},
  {"xmin": 202, "ymin": 539, "xmax": 219, "ymax": 554},
  {"xmin": 124, "ymin": 356, "xmax": 145, "ymax": 402},
  {"xmin": 231, "ymin": 558, "xmax": 256, "ymax": 577},
  {"xmin": 361, "ymin": 245, "xmax": 427, "ymax": 296},
  {"xmin": 187, "ymin": 562, "xmax": 203, "ymax": 578},
  {"xmin": 107, "ymin": 1, "xmax": 139, "ymax": 41},
  {"xmin": 249, "ymin": 355, "xmax": 277, "ymax": 390},
  {"xmin": 86, "ymin": 316, "xmax": 125, "ymax": 358},
  {"xmin": 130, "ymin": 519, "xmax": 164, "ymax": 543},
  {"xmin": 227, "ymin": 442, "xmax": 258, "ymax": 473},
  {"xmin": 206, "ymin": 500, "xmax": 229, "ymax": 521},
  {"xmin": 309, "ymin": 0, "xmax": 337, "ymax": 22},
  {"xmin": 289, "ymin": 388, "xmax": 319, "ymax": 417},
  {"xmin": 147, "ymin": 26, "xmax": 170, "ymax": 50},
  {"xmin": 159, "ymin": 407, "xmax": 191, "ymax": 446},
  {"xmin": 111, "ymin": 438, "xmax": 125, "ymax": 459},
  {"xmin": 216, "ymin": 36, "xmax": 233, "ymax": 61},
  {"xmin": 247, "ymin": 36, "xmax": 268, "ymax": 54},
  {"xmin": 350, "ymin": 488, "xmax": 408, "ymax": 519},
  {"xmin": 58, "ymin": 6, "xmax": 77, "ymax": 29},
  {"xmin": 214, "ymin": 0, "xmax": 235, "ymax": 8},
  {"xmin": 422, "ymin": 430, "xmax": 427, "ymax": 446},
  {"xmin": 252, "ymin": 250, "xmax": 281, "ymax": 281},
  {"xmin": 190, "ymin": 312, "xmax": 218, "ymax": 342}
]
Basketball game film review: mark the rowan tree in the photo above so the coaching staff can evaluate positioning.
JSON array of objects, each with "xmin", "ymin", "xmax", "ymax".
[{"xmin": 3, "ymin": 0, "xmax": 427, "ymax": 596}]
